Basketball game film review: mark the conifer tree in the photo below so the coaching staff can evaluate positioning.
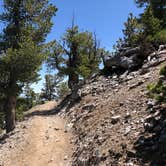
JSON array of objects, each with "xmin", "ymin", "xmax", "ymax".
[
  {"xmin": 57, "ymin": 82, "xmax": 70, "ymax": 100},
  {"xmin": 40, "ymin": 74, "xmax": 62, "ymax": 101},
  {"xmin": 48, "ymin": 25, "xmax": 102, "ymax": 92},
  {"xmin": 0, "ymin": 0, "xmax": 57, "ymax": 132}
]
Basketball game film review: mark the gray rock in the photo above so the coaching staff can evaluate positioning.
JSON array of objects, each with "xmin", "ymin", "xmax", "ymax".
[
  {"xmin": 147, "ymin": 99, "xmax": 156, "ymax": 108},
  {"xmin": 111, "ymin": 115, "xmax": 121, "ymax": 124},
  {"xmin": 124, "ymin": 126, "xmax": 131, "ymax": 135},
  {"xmin": 103, "ymin": 47, "xmax": 141, "ymax": 71},
  {"xmin": 158, "ymin": 45, "xmax": 166, "ymax": 52},
  {"xmin": 82, "ymin": 104, "xmax": 95, "ymax": 112}
]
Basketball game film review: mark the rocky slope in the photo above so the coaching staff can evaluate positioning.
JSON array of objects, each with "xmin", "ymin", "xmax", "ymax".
[
  {"xmin": 60, "ymin": 49, "xmax": 166, "ymax": 166},
  {"xmin": 0, "ymin": 49, "xmax": 166, "ymax": 166}
]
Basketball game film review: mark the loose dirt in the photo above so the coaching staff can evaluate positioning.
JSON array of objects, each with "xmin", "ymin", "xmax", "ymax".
[{"xmin": 0, "ymin": 101, "xmax": 74, "ymax": 166}]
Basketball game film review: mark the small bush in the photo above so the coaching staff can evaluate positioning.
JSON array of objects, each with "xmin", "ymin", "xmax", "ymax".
[
  {"xmin": 147, "ymin": 65, "xmax": 166, "ymax": 103},
  {"xmin": 153, "ymin": 29, "xmax": 166, "ymax": 45},
  {"xmin": 0, "ymin": 111, "xmax": 5, "ymax": 131},
  {"xmin": 160, "ymin": 65, "xmax": 166, "ymax": 76}
]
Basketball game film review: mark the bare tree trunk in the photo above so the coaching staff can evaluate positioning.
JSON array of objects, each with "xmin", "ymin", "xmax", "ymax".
[{"xmin": 5, "ymin": 96, "xmax": 16, "ymax": 133}]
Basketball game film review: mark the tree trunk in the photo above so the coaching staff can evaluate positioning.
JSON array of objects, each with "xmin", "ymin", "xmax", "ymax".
[
  {"xmin": 68, "ymin": 72, "xmax": 79, "ymax": 91},
  {"xmin": 68, "ymin": 72, "xmax": 80, "ymax": 101},
  {"xmin": 5, "ymin": 96, "xmax": 16, "ymax": 133}
]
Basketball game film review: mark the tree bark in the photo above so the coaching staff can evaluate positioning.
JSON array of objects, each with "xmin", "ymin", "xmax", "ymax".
[{"xmin": 5, "ymin": 96, "xmax": 16, "ymax": 133}]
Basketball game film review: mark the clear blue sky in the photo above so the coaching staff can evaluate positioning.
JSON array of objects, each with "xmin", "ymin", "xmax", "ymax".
[
  {"xmin": 0, "ymin": 0, "xmax": 143, "ymax": 93},
  {"xmin": 48, "ymin": 0, "xmax": 143, "ymax": 49}
]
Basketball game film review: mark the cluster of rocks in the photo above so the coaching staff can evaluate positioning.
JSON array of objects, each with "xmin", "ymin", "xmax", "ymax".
[
  {"xmin": 103, "ymin": 47, "xmax": 142, "ymax": 72},
  {"xmin": 103, "ymin": 45, "xmax": 166, "ymax": 73},
  {"xmin": 63, "ymin": 47, "xmax": 166, "ymax": 165}
]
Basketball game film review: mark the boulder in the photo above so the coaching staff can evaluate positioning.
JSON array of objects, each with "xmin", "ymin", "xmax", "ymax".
[{"xmin": 103, "ymin": 47, "xmax": 142, "ymax": 71}]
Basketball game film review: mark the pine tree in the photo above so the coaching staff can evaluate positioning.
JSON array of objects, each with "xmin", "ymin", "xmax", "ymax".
[
  {"xmin": 24, "ymin": 84, "xmax": 36, "ymax": 109},
  {"xmin": 0, "ymin": 0, "xmax": 57, "ymax": 132},
  {"xmin": 40, "ymin": 74, "xmax": 62, "ymax": 101},
  {"xmin": 123, "ymin": 13, "xmax": 143, "ymax": 47},
  {"xmin": 135, "ymin": 0, "xmax": 166, "ymax": 27},
  {"xmin": 48, "ymin": 25, "xmax": 102, "ymax": 92},
  {"xmin": 57, "ymin": 82, "xmax": 70, "ymax": 100}
]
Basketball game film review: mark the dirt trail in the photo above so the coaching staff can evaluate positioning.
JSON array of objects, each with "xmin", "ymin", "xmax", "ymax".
[{"xmin": 0, "ymin": 101, "xmax": 74, "ymax": 166}]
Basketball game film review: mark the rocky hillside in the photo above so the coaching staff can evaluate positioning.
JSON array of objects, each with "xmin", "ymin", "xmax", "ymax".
[
  {"xmin": 60, "ymin": 48, "xmax": 166, "ymax": 166},
  {"xmin": 0, "ymin": 48, "xmax": 166, "ymax": 166}
]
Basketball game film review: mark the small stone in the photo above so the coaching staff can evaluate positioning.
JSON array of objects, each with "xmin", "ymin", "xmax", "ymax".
[
  {"xmin": 54, "ymin": 127, "xmax": 60, "ymax": 131},
  {"xmin": 64, "ymin": 155, "xmax": 68, "ymax": 160},
  {"xmin": 48, "ymin": 158, "xmax": 54, "ymax": 163},
  {"xmin": 147, "ymin": 99, "xmax": 156, "ymax": 108},
  {"xmin": 124, "ymin": 112, "xmax": 131, "ymax": 120},
  {"xmin": 119, "ymin": 102, "xmax": 124, "ymax": 106},
  {"xmin": 111, "ymin": 115, "xmax": 121, "ymax": 124},
  {"xmin": 126, "ymin": 162, "xmax": 134, "ymax": 166},
  {"xmin": 124, "ymin": 126, "xmax": 131, "ymax": 135},
  {"xmin": 126, "ymin": 150, "xmax": 135, "ymax": 158},
  {"xmin": 144, "ymin": 122, "xmax": 154, "ymax": 132},
  {"xmin": 121, "ymin": 143, "xmax": 127, "ymax": 150},
  {"xmin": 82, "ymin": 104, "xmax": 95, "ymax": 112}
]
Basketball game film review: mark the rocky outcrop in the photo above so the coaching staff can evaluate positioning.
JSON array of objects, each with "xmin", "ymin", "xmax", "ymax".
[{"xmin": 103, "ymin": 47, "xmax": 142, "ymax": 71}]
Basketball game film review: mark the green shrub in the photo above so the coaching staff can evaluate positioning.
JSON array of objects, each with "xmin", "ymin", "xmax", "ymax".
[
  {"xmin": 154, "ymin": 29, "xmax": 166, "ymax": 44},
  {"xmin": 16, "ymin": 106, "xmax": 25, "ymax": 122},
  {"xmin": 0, "ymin": 111, "xmax": 5, "ymax": 131},
  {"xmin": 147, "ymin": 65, "xmax": 166, "ymax": 103},
  {"xmin": 160, "ymin": 64, "xmax": 166, "ymax": 76}
]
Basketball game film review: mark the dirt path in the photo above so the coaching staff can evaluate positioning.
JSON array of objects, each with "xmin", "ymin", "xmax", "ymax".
[{"xmin": 0, "ymin": 102, "xmax": 74, "ymax": 166}]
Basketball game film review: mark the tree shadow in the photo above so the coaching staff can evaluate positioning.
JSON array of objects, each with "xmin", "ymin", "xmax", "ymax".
[
  {"xmin": 133, "ymin": 104, "xmax": 166, "ymax": 166},
  {"xmin": 24, "ymin": 93, "xmax": 80, "ymax": 118}
]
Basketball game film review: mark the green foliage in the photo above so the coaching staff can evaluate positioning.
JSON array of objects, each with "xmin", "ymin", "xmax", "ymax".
[
  {"xmin": 141, "ymin": 6, "xmax": 161, "ymax": 36},
  {"xmin": 114, "ymin": 1, "xmax": 165, "ymax": 53},
  {"xmin": 0, "ymin": 111, "xmax": 5, "ymax": 131},
  {"xmin": 24, "ymin": 84, "xmax": 36, "ymax": 109},
  {"xmin": 147, "ymin": 81, "xmax": 166, "ymax": 103},
  {"xmin": 0, "ymin": 0, "xmax": 57, "ymax": 95},
  {"xmin": 57, "ymin": 82, "xmax": 70, "ymax": 99},
  {"xmin": 48, "ymin": 25, "xmax": 103, "ymax": 90},
  {"xmin": 147, "ymin": 65, "xmax": 166, "ymax": 103},
  {"xmin": 40, "ymin": 74, "xmax": 63, "ymax": 101},
  {"xmin": 16, "ymin": 105, "xmax": 24, "ymax": 122},
  {"xmin": 135, "ymin": 0, "xmax": 166, "ymax": 27},
  {"xmin": 0, "ymin": 0, "xmax": 57, "ymax": 132},
  {"xmin": 160, "ymin": 65, "xmax": 166, "ymax": 76},
  {"xmin": 123, "ymin": 13, "xmax": 143, "ymax": 47},
  {"xmin": 114, "ymin": 13, "xmax": 144, "ymax": 51},
  {"xmin": 153, "ymin": 29, "xmax": 166, "ymax": 45},
  {"xmin": 0, "ymin": 38, "xmax": 44, "ymax": 94}
]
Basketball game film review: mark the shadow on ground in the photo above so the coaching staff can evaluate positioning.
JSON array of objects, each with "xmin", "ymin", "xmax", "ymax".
[
  {"xmin": 24, "ymin": 94, "xmax": 80, "ymax": 118},
  {"xmin": 0, "ymin": 93, "xmax": 79, "ymax": 144},
  {"xmin": 133, "ymin": 104, "xmax": 166, "ymax": 166}
]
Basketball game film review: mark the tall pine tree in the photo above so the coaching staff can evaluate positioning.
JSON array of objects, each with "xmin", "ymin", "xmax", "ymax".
[{"xmin": 0, "ymin": 0, "xmax": 57, "ymax": 132}]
